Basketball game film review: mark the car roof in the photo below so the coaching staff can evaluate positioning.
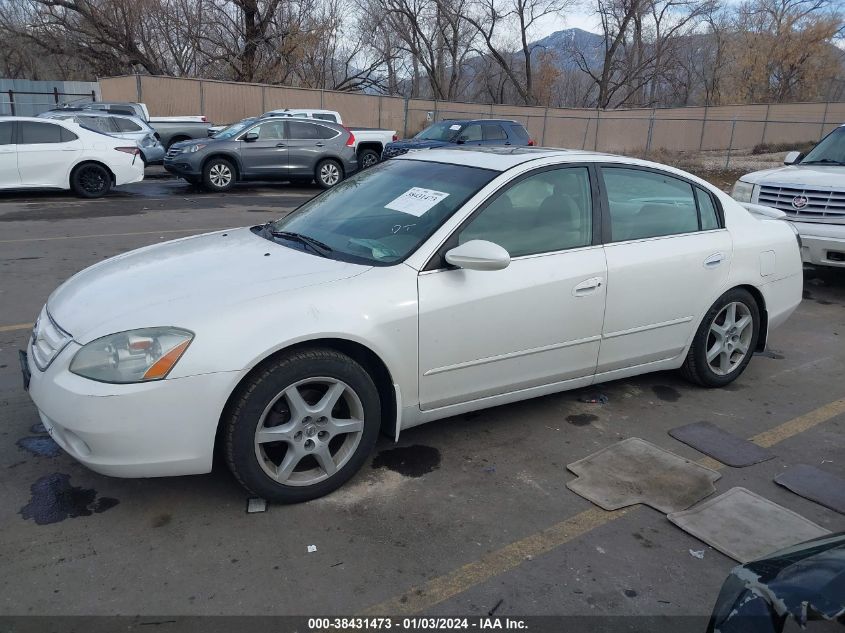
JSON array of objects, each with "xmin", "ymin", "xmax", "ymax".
[
  {"xmin": 439, "ymin": 118, "xmax": 521, "ymax": 125},
  {"xmin": 394, "ymin": 146, "xmax": 602, "ymax": 171},
  {"xmin": 0, "ymin": 115, "xmax": 68, "ymax": 122}
]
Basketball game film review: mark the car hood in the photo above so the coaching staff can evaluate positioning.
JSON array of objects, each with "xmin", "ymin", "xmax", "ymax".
[
  {"xmin": 47, "ymin": 227, "xmax": 369, "ymax": 342},
  {"xmin": 741, "ymin": 165, "xmax": 845, "ymax": 189},
  {"xmin": 387, "ymin": 138, "xmax": 451, "ymax": 150}
]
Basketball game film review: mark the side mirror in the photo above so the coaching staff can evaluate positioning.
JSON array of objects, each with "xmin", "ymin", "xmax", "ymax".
[
  {"xmin": 784, "ymin": 151, "xmax": 803, "ymax": 166},
  {"xmin": 456, "ymin": 136, "xmax": 468, "ymax": 144},
  {"xmin": 244, "ymin": 132, "xmax": 259, "ymax": 142},
  {"xmin": 445, "ymin": 240, "xmax": 510, "ymax": 271}
]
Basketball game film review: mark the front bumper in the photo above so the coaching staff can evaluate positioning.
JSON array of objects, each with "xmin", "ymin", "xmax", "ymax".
[
  {"xmin": 25, "ymin": 340, "xmax": 237, "ymax": 478},
  {"xmin": 791, "ymin": 221, "xmax": 845, "ymax": 268},
  {"xmin": 163, "ymin": 156, "xmax": 202, "ymax": 178}
]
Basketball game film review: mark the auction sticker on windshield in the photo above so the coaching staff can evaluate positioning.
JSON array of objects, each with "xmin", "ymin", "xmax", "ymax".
[{"xmin": 385, "ymin": 187, "xmax": 450, "ymax": 217}]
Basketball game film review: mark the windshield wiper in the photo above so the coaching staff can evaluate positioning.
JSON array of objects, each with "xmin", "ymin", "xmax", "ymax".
[
  {"xmin": 800, "ymin": 158, "xmax": 845, "ymax": 166},
  {"xmin": 268, "ymin": 229, "xmax": 333, "ymax": 256}
]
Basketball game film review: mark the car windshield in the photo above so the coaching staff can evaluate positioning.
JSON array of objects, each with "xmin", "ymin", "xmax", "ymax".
[
  {"xmin": 415, "ymin": 122, "xmax": 463, "ymax": 141},
  {"xmin": 801, "ymin": 128, "xmax": 845, "ymax": 165},
  {"xmin": 214, "ymin": 118, "xmax": 257, "ymax": 139},
  {"xmin": 268, "ymin": 159, "xmax": 496, "ymax": 265}
]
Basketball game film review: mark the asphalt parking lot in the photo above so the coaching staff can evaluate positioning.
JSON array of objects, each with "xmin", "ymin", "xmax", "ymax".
[{"xmin": 1, "ymin": 173, "xmax": 844, "ymax": 622}]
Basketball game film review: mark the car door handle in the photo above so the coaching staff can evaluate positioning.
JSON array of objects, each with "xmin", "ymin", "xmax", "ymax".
[
  {"xmin": 275, "ymin": 143, "xmax": 286, "ymax": 148},
  {"xmin": 573, "ymin": 277, "xmax": 604, "ymax": 296},
  {"xmin": 315, "ymin": 142, "xmax": 325, "ymax": 147},
  {"xmin": 704, "ymin": 252, "xmax": 724, "ymax": 268}
]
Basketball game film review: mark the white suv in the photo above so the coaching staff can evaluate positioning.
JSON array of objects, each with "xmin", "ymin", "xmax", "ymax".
[{"xmin": 732, "ymin": 124, "xmax": 845, "ymax": 268}]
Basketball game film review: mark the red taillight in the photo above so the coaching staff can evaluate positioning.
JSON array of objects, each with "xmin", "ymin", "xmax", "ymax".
[
  {"xmin": 392, "ymin": 134, "xmax": 398, "ymax": 142},
  {"xmin": 346, "ymin": 131, "xmax": 356, "ymax": 147},
  {"xmin": 201, "ymin": 116, "xmax": 207, "ymax": 122},
  {"xmin": 115, "ymin": 147, "xmax": 141, "ymax": 155},
  {"xmin": 528, "ymin": 138, "xmax": 535, "ymax": 146}
]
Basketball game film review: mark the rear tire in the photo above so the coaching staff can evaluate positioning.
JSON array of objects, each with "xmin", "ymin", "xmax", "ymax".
[
  {"xmin": 359, "ymin": 149, "xmax": 380, "ymax": 169},
  {"xmin": 315, "ymin": 159, "xmax": 343, "ymax": 189},
  {"xmin": 202, "ymin": 158, "xmax": 236, "ymax": 192},
  {"xmin": 70, "ymin": 163, "xmax": 112, "ymax": 198},
  {"xmin": 680, "ymin": 288, "xmax": 760, "ymax": 387},
  {"xmin": 224, "ymin": 348, "xmax": 381, "ymax": 503}
]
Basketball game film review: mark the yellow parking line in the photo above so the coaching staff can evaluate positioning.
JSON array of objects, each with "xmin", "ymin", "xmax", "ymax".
[
  {"xmin": 361, "ymin": 396, "xmax": 845, "ymax": 616},
  {"xmin": 0, "ymin": 228, "xmax": 231, "ymax": 244},
  {"xmin": 0, "ymin": 323, "xmax": 33, "ymax": 333}
]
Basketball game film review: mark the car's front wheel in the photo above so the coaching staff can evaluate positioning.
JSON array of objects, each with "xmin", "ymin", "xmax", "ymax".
[
  {"xmin": 315, "ymin": 159, "xmax": 343, "ymax": 189},
  {"xmin": 223, "ymin": 348, "xmax": 381, "ymax": 503},
  {"xmin": 70, "ymin": 163, "xmax": 112, "ymax": 198},
  {"xmin": 681, "ymin": 288, "xmax": 760, "ymax": 387},
  {"xmin": 203, "ymin": 158, "xmax": 235, "ymax": 192}
]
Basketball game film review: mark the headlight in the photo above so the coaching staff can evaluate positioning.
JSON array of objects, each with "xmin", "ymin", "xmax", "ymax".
[
  {"xmin": 182, "ymin": 144, "xmax": 206, "ymax": 153},
  {"xmin": 70, "ymin": 327, "xmax": 193, "ymax": 384},
  {"xmin": 731, "ymin": 180, "xmax": 755, "ymax": 202}
]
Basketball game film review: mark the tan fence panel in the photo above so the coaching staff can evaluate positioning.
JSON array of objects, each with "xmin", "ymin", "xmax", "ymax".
[
  {"xmin": 596, "ymin": 110, "xmax": 652, "ymax": 152},
  {"xmin": 542, "ymin": 113, "xmax": 592, "ymax": 148},
  {"xmin": 201, "ymin": 81, "xmax": 262, "ymax": 123},
  {"xmin": 323, "ymin": 91, "xmax": 380, "ymax": 127},
  {"xmin": 262, "ymin": 86, "xmax": 322, "ymax": 112},
  {"xmin": 139, "ymin": 76, "xmax": 202, "ymax": 117},
  {"xmin": 99, "ymin": 76, "xmax": 139, "ymax": 102}
]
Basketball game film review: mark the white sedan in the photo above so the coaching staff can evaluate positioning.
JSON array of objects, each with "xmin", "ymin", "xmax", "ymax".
[
  {"xmin": 0, "ymin": 116, "xmax": 144, "ymax": 198},
  {"xmin": 23, "ymin": 148, "xmax": 802, "ymax": 502}
]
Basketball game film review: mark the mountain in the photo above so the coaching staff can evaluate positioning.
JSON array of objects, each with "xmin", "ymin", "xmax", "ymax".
[{"xmin": 529, "ymin": 28, "xmax": 605, "ymax": 70}]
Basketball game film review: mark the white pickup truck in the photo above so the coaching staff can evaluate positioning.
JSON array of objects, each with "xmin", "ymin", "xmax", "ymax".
[
  {"xmin": 260, "ymin": 109, "xmax": 397, "ymax": 168},
  {"xmin": 732, "ymin": 124, "xmax": 845, "ymax": 268}
]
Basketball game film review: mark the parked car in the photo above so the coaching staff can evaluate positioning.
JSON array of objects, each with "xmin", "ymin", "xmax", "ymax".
[
  {"xmin": 22, "ymin": 147, "xmax": 801, "ymax": 502},
  {"xmin": 57, "ymin": 102, "xmax": 212, "ymax": 149},
  {"xmin": 260, "ymin": 109, "xmax": 396, "ymax": 169},
  {"xmin": 0, "ymin": 116, "xmax": 144, "ymax": 198},
  {"xmin": 164, "ymin": 117, "xmax": 357, "ymax": 190},
  {"xmin": 38, "ymin": 110, "xmax": 165, "ymax": 165},
  {"xmin": 708, "ymin": 532, "xmax": 845, "ymax": 632},
  {"xmin": 383, "ymin": 119, "xmax": 533, "ymax": 159},
  {"xmin": 731, "ymin": 124, "xmax": 845, "ymax": 268}
]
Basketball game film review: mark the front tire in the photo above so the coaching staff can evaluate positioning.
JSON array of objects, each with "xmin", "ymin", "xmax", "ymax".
[
  {"xmin": 315, "ymin": 159, "xmax": 343, "ymax": 189},
  {"xmin": 223, "ymin": 348, "xmax": 381, "ymax": 503},
  {"xmin": 70, "ymin": 163, "xmax": 112, "ymax": 198},
  {"xmin": 681, "ymin": 288, "xmax": 760, "ymax": 387},
  {"xmin": 202, "ymin": 158, "xmax": 236, "ymax": 192}
]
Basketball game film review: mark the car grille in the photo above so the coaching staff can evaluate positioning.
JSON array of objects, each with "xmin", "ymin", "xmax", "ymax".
[
  {"xmin": 382, "ymin": 146, "xmax": 409, "ymax": 160},
  {"xmin": 30, "ymin": 306, "xmax": 73, "ymax": 371},
  {"xmin": 758, "ymin": 184, "xmax": 845, "ymax": 219},
  {"xmin": 165, "ymin": 147, "xmax": 181, "ymax": 159}
]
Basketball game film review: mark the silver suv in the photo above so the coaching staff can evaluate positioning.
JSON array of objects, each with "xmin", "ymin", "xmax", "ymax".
[{"xmin": 163, "ymin": 118, "xmax": 358, "ymax": 191}]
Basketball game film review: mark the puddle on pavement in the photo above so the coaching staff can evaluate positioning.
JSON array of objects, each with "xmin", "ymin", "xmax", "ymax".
[
  {"xmin": 371, "ymin": 445, "xmax": 441, "ymax": 477},
  {"xmin": 652, "ymin": 385, "xmax": 681, "ymax": 402},
  {"xmin": 567, "ymin": 413, "xmax": 598, "ymax": 426},
  {"xmin": 17, "ymin": 436, "xmax": 62, "ymax": 457},
  {"xmin": 19, "ymin": 473, "xmax": 119, "ymax": 525}
]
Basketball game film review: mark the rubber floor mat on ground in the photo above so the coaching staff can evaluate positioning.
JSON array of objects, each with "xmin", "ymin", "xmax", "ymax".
[
  {"xmin": 667, "ymin": 487, "xmax": 830, "ymax": 562},
  {"xmin": 566, "ymin": 437, "xmax": 721, "ymax": 513},
  {"xmin": 775, "ymin": 464, "xmax": 845, "ymax": 515},
  {"xmin": 669, "ymin": 420, "xmax": 773, "ymax": 467}
]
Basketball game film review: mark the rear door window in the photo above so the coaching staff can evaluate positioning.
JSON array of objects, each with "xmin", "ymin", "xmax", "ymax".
[
  {"xmin": 288, "ymin": 121, "xmax": 322, "ymax": 139},
  {"xmin": 482, "ymin": 124, "xmax": 507, "ymax": 141},
  {"xmin": 0, "ymin": 121, "xmax": 13, "ymax": 145},
  {"xmin": 602, "ymin": 167, "xmax": 700, "ymax": 241},
  {"xmin": 507, "ymin": 124, "xmax": 530, "ymax": 144},
  {"xmin": 19, "ymin": 121, "xmax": 65, "ymax": 144}
]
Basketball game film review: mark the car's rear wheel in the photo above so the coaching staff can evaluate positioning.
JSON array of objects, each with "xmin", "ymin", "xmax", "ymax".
[
  {"xmin": 70, "ymin": 163, "xmax": 112, "ymax": 198},
  {"xmin": 315, "ymin": 159, "xmax": 343, "ymax": 189},
  {"xmin": 681, "ymin": 288, "xmax": 760, "ymax": 387},
  {"xmin": 202, "ymin": 158, "xmax": 235, "ymax": 192},
  {"xmin": 224, "ymin": 348, "xmax": 381, "ymax": 503},
  {"xmin": 359, "ymin": 149, "xmax": 380, "ymax": 169}
]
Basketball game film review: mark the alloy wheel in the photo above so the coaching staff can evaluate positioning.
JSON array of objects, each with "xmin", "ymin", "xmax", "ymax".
[
  {"xmin": 209, "ymin": 164, "xmax": 232, "ymax": 188},
  {"xmin": 79, "ymin": 167, "xmax": 107, "ymax": 195},
  {"xmin": 320, "ymin": 162, "xmax": 340, "ymax": 186},
  {"xmin": 361, "ymin": 152, "xmax": 379, "ymax": 169},
  {"xmin": 706, "ymin": 302, "xmax": 753, "ymax": 376},
  {"xmin": 253, "ymin": 377, "xmax": 364, "ymax": 486}
]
